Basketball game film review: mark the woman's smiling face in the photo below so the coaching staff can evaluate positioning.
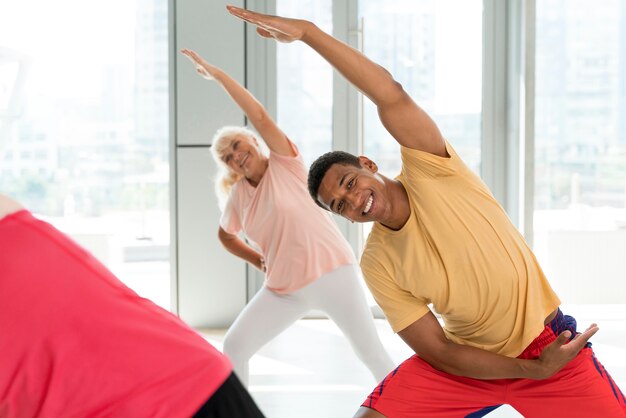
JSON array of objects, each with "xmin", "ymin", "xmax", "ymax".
[{"xmin": 220, "ymin": 134, "xmax": 265, "ymax": 178}]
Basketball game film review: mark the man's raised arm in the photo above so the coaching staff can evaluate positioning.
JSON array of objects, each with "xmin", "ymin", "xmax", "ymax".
[{"xmin": 227, "ymin": 5, "xmax": 446, "ymax": 156}]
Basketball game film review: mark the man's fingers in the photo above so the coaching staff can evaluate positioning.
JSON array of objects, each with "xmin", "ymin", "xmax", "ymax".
[
  {"xmin": 555, "ymin": 330, "xmax": 571, "ymax": 345},
  {"xmin": 571, "ymin": 324, "xmax": 599, "ymax": 345},
  {"xmin": 257, "ymin": 27, "xmax": 272, "ymax": 38},
  {"xmin": 227, "ymin": 5, "xmax": 263, "ymax": 24},
  {"xmin": 227, "ymin": 5, "xmax": 298, "ymax": 42},
  {"xmin": 227, "ymin": 4, "xmax": 279, "ymax": 32},
  {"xmin": 226, "ymin": 4, "xmax": 258, "ymax": 18},
  {"xmin": 226, "ymin": 4, "xmax": 246, "ymax": 15}
]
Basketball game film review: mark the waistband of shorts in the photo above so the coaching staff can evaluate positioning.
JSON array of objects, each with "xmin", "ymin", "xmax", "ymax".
[{"xmin": 517, "ymin": 309, "xmax": 579, "ymax": 359}]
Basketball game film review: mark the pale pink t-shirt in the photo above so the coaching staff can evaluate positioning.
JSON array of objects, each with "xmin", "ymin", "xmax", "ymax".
[{"xmin": 220, "ymin": 141, "xmax": 355, "ymax": 294}]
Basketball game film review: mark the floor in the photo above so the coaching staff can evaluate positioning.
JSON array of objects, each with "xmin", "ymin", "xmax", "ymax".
[{"xmin": 199, "ymin": 304, "xmax": 626, "ymax": 418}]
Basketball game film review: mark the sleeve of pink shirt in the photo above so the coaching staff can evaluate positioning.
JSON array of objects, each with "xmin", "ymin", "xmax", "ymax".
[
  {"xmin": 219, "ymin": 187, "xmax": 243, "ymax": 235},
  {"xmin": 268, "ymin": 139, "xmax": 308, "ymax": 184}
]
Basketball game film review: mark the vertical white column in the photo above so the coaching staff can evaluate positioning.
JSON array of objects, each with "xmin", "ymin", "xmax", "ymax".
[
  {"xmin": 170, "ymin": 0, "xmax": 247, "ymax": 327},
  {"xmin": 333, "ymin": 0, "xmax": 363, "ymax": 254}
]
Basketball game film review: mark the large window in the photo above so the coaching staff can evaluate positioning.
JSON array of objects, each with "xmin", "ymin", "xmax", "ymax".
[
  {"xmin": 360, "ymin": 0, "xmax": 483, "ymax": 238},
  {"xmin": 0, "ymin": 0, "xmax": 170, "ymax": 308},
  {"xmin": 534, "ymin": 0, "xmax": 626, "ymax": 303},
  {"xmin": 276, "ymin": 0, "xmax": 333, "ymax": 166},
  {"xmin": 360, "ymin": 0, "xmax": 483, "ymax": 177}
]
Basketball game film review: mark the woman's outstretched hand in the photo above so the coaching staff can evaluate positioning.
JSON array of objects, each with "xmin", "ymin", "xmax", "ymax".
[
  {"xmin": 226, "ymin": 5, "xmax": 310, "ymax": 43},
  {"xmin": 180, "ymin": 48, "xmax": 217, "ymax": 81}
]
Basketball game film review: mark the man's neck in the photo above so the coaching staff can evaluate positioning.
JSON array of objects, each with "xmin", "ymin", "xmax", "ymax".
[{"xmin": 381, "ymin": 178, "xmax": 411, "ymax": 231}]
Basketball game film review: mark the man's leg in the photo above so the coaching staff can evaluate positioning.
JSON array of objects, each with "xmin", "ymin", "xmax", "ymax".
[
  {"xmin": 509, "ymin": 310, "xmax": 625, "ymax": 416},
  {"xmin": 353, "ymin": 404, "xmax": 502, "ymax": 418},
  {"xmin": 509, "ymin": 347, "xmax": 625, "ymax": 417},
  {"xmin": 356, "ymin": 355, "xmax": 504, "ymax": 418}
]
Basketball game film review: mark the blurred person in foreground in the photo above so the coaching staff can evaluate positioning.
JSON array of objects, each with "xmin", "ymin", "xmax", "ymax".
[{"xmin": 0, "ymin": 193, "xmax": 265, "ymax": 418}]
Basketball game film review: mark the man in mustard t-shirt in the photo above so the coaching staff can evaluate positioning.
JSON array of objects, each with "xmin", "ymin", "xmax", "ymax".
[{"xmin": 228, "ymin": 5, "xmax": 626, "ymax": 418}]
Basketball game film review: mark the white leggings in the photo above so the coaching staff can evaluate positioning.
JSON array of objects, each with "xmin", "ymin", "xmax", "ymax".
[{"xmin": 223, "ymin": 264, "xmax": 395, "ymax": 387}]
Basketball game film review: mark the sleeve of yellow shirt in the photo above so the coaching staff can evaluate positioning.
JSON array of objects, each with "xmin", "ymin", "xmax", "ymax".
[
  {"xmin": 361, "ymin": 248, "xmax": 431, "ymax": 333},
  {"xmin": 400, "ymin": 141, "xmax": 461, "ymax": 181}
]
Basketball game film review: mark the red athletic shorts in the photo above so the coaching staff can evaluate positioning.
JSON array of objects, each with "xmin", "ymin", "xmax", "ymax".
[{"xmin": 363, "ymin": 310, "xmax": 626, "ymax": 417}]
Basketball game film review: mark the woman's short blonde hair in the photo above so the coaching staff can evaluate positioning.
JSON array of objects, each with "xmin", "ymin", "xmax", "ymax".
[{"xmin": 211, "ymin": 126, "xmax": 266, "ymax": 209}]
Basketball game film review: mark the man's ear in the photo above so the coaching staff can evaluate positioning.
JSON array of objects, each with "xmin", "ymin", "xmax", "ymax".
[{"xmin": 358, "ymin": 156, "xmax": 378, "ymax": 173}]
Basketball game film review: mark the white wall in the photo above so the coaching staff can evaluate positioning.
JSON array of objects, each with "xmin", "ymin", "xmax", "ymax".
[{"xmin": 543, "ymin": 230, "xmax": 626, "ymax": 304}]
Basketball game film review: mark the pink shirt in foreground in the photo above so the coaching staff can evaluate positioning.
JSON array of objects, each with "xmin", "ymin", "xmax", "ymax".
[
  {"xmin": 220, "ymin": 141, "xmax": 355, "ymax": 294},
  {"xmin": 0, "ymin": 210, "xmax": 232, "ymax": 418}
]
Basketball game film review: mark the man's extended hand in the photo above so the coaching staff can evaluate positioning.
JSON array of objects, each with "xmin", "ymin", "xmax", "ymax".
[
  {"xmin": 535, "ymin": 323, "xmax": 599, "ymax": 379},
  {"xmin": 227, "ymin": 5, "xmax": 310, "ymax": 43}
]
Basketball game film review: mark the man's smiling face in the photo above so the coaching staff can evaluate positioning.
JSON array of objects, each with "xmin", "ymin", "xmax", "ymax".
[{"xmin": 316, "ymin": 156, "xmax": 394, "ymax": 224}]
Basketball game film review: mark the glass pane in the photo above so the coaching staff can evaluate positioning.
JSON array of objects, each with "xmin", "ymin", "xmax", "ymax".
[
  {"xmin": 360, "ymin": 0, "xmax": 483, "ymax": 237},
  {"xmin": 534, "ymin": 0, "xmax": 626, "ymax": 303},
  {"xmin": 0, "ymin": 0, "xmax": 170, "ymax": 308},
  {"xmin": 276, "ymin": 0, "xmax": 333, "ymax": 166}
]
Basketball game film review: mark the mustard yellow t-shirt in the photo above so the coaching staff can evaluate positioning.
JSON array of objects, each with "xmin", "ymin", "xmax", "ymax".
[{"xmin": 360, "ymin": 142, "xmax": 561, "ymax": 357}]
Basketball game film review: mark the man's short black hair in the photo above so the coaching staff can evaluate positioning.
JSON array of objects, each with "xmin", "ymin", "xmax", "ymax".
[{"xmin": 307, "ymin": 151, "xmax": 360, "ymax": 210}]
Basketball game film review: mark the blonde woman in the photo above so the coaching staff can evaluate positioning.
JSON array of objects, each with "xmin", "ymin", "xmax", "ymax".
[{"xmin": 181, "ymin": 48, "xmax": 394, "ymax": 387}]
